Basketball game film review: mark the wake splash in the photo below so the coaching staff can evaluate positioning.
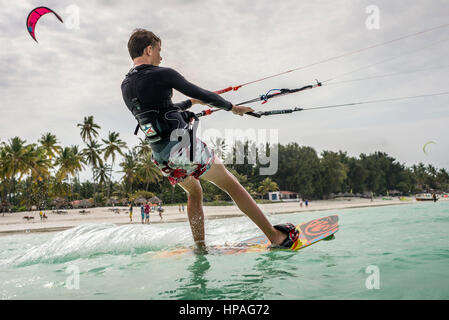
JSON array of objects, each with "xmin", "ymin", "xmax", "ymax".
[
  {"xmin": 2, "ymin": 218, "xmax": 260, "ymax": 267},
  {"xmin": 3, "ymin": 223, "xmax": 192, "ymax": 267}
]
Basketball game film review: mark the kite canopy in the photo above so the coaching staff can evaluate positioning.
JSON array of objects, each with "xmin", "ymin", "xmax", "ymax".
[
  {"xmin": 423, "ymin": 141, "xmax": 436, "ymax": 155},
  {"xmin": 26, "ymin": 6, "xmax": 63, "ymax": 43}
]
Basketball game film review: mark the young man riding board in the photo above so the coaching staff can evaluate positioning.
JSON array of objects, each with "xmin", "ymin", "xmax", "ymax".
[{"xmin": 121, "ymin": 29, "xmax": 298, "ymax": 252}]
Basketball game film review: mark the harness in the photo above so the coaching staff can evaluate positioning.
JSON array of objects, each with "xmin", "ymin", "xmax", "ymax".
[
  {"xmin": 131, "ymin": 98, "xmax": 180, "ymax": 142},
  {"xmin": 126, "ymin": 68, "xmax": 199, "ymax": 161},
  {"xmin": 131, "ymin": 98, "xmax": 198, "ymax": 155}
]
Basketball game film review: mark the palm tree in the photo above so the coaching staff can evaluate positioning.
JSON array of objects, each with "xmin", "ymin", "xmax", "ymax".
[
  {"xmin": 22, "ymin": 145, "xmax": 50, "ymax": 210},
  {"xmin": 70, "ymin": 145, "xmax": 86, "ymax": 175},
  {"xmin": 134, "ymin": 137, "xmax": 151, "ymax": 158},
  {"xmin": 1, "ymin": 138, "xmax": 32, "ymax": 204},
  {"xmin": 77, "ymin": 116, "xmax": 101, "ymax": 144},
  {"xmin": 82, "ymin": 140, "xmax": 103, "ymax": 205},
  {"xmin": 70, "ymin": 145, "xmax": 85, "ymax": 199},
  {"xmin": 257, "ymin": 177, "xmax": 279, "ymax": 198},
  {"xmin": 78, "ymin": 116, "xmax": 101, "ymax": 204},
  {"xmin": 1, "ymin": 138, "xmax": 52, "ymax": 206},
  {"xmin": 102, "ymin": 131, "xmax": 127, "ymax": 199},
  {"xmin": 54, "ymin": 147, "xmax": 75, "ymax": 182},
  {"xmin": 36, "ymin": 134, "xmax": 61, "ymax": 208},
  {"xmin": 27, "ymin": 145, "xmax": 51, "ymax": 182},
  {"xmin": 120, "ymin": 150, "xmax": 139, "ymax": 194},
  {"xmin": 94, "ymin": 162, "xmax": 111, "ymax": 190},
  {"xmin": 54, "ymin": 147, "xmax": 83, "ymax": 200},
  {"xmin": 0, "ymin": 145, "xmax": 8, "ymax": 209},
  {"xmin": 38, "ymin": 133, "xmax": 62, "ymax": 160},
  {"xmin": 30, "ymin": 147, "xmax": 52, "ymax": 210},
  {"xmin": 137, "ymin": 151, "xmax": 162, "ymax": 191}
]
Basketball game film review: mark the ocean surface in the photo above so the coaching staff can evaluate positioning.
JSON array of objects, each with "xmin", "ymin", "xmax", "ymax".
[{"xmin": 1, "ymin": 201, "xmax": 448, "ymax": 300}]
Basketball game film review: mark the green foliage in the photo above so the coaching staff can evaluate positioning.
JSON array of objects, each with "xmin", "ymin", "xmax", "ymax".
[
  {"xmin": 319, "ymin": 151, "xmax": 349, "ymax": 196},
  {"xmin": 257, "ymin": 178, "xmax": 279, "ymax": 195},
  {"xmin": 269, "ymin": 143, "xmax": 321, "ymax": 198},
  {"xmin": 200, "ymin": 180, "xmax": 230, "ymax": 202},
  {"xmin": 1, "ymin": 121, "xmax": 449, "ymax": 212},
  {"xmin": 202, "ymin": 200, "xmax": 234, "ymax": 206},
  {"xmin": 10, "ymin": 205, "xmax": 27, "ymax": 213},
  {"xmin": 158, "ymin": 183, "xmax": 188, "ymax": 204},
  {"xmin": 131, "ymin": 190, "xmax": 155, "ymax": 200}
]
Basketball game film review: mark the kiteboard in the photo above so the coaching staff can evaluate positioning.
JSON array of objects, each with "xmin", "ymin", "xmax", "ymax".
[{"xmin": 153, "ymin": 215, "xmax": 338, "ymax": 258}]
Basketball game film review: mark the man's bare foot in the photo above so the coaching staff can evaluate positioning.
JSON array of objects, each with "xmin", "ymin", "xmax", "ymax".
[
  {"xmin": 269, "ymin": 223, "xmax": 300, "ymax": 249},
  {"xmin": 270, "ymin": 228, "xmax": 289, "ymax": 246},
  {"xmin": 194, "ymin": 240, "xmax": 208, "ymax": 254}
]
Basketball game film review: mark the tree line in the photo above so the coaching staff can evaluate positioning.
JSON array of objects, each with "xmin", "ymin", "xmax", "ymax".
[
  {"xmin": 225, "ymin": 142, "xmax": 449, "ymax": 200},
  {"xmin": 1, "ymin": 116, "xmax": 448, "ymax": 212}
]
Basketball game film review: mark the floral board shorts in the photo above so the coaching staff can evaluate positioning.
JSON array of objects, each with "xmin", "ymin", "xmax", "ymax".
[{"xmin": 151, "ymin": 138, "xmax": 215, "ymax": 185}]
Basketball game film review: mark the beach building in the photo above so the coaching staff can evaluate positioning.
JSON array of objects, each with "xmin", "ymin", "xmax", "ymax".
[
  {"xmin": 149, "ymin": 196, "xmax": 162, "ymax": 204},
  {"xmin": 268, "ymin": 191, "xmax": 299, "ymax": 202}
]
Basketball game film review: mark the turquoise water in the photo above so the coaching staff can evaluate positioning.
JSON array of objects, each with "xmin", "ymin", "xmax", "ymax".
[{"xmin": 1, "ymin": 201, "xmax": 448, "ymax": 300}]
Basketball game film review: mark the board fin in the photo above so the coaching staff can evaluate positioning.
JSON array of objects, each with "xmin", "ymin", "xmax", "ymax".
[{"xmin": 323, "ymin": 234, "xmax": 336, "ymax": 241}]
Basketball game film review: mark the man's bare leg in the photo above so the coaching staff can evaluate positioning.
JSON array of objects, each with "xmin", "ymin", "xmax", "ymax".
[
  {"xmin": 201, "ymin": 158, "xmax": 287, "ymax": 245},
  {"xmin": 178, "ymin": 177, "xmax": 207, "ymax": 251}
]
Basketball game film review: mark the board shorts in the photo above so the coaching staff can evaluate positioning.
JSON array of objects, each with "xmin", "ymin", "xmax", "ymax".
[{"xmin": 151, "ymin": 138, "xmax": 215, "ymax": 185}]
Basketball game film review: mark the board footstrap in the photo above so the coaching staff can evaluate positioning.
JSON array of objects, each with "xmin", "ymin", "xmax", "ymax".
[{"xmin": 270, "ymin": 223, "xmax": 300, "ymax": 250}]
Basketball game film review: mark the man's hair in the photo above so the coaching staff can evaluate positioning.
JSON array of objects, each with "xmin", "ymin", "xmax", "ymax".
[{"xmin": 127, "ymin": 29, "xmax": 161, "ymax": 59}]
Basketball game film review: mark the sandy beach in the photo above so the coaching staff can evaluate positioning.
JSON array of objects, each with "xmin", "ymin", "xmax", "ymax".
[{"xmin": 0, "ymin": 197, "xmax": 445, "ymax": 235}]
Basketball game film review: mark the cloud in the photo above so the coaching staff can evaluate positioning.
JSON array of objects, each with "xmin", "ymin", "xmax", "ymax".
[{"xmin": 1, "ymin": 0, "xmax": 448, "ymax": 181}]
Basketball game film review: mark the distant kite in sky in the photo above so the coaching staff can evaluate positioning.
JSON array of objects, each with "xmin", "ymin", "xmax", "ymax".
[
  {"xmin": 26, "ymin": 6, "xmax": 63, "ymax": 43},
  {"xmin": 422, "ymin": 141, "xmax": 436, "ymax": 155}
]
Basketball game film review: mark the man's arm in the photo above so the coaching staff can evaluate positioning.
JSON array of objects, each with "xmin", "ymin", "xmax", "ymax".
[
  {"xmin": 163, "ymin": 68, "xmax": 233, "ymax": 111},
  {"xmin": 172, "ymin": 99, "xmax": 192, "ymax": 110}
]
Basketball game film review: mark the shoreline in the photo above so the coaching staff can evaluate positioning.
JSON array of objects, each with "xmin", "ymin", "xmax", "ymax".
[{"xmin": 0, "ymin": 197, "xmax": 445, "ymax": 236}]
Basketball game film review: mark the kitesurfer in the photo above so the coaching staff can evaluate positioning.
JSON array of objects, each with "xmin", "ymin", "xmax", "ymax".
[{"xmin": 121, "ymin": 29, "xmax": 298, "ymax": 251}]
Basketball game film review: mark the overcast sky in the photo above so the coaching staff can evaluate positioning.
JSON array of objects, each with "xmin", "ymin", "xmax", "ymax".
[{"xmin": 1, "ymin": 0, "xmax": 448, "ymax": 181}]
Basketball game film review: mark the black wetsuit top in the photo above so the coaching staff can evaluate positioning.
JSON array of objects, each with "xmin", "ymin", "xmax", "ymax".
[{"xmin": 121, "ymin": 64, "xmax": 233, "ymax": 152}]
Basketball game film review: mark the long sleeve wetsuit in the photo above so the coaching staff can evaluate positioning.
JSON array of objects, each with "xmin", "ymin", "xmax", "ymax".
[{"xmin": 121, "ymin": 64, "xmax": 233, "ymax": 153}]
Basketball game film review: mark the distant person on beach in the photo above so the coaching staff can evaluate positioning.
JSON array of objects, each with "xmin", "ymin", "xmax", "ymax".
[
  {"xmin": 140, "ymin": 204, "xmax": 145, "ymax": 224},
  {"xmin": 305, "ymin": 200, "xmax": 309, "ymax": 208},
  {"xmin": 299, "ymin": 201, "xmax": 303, "ymax": 208},
  {"xmin": 433, "ymin": 193, "xmax": 437, "ymax": 202},
  {"xmin": 182, "ymin": 204, "xmax": 185, "ymax": 212},
  {"xmin": 129, "ymin": 203, "xmax": 133, "ymax": 222},
  {"xmin": 157, "ymin": 204, "xmax": 163, "ymax": 220},
  {"xmin": 39, "ymin": 210, "xmax": 43, "ymax": 221},
  {"xmin": 144, "ymin": 203, "xmax": 150, "ymax": 224}
]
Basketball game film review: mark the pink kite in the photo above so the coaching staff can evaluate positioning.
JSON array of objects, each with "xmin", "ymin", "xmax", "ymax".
[{"xmin": 26, "ymin": 6, "xmax": 63, "ymax": 43}]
